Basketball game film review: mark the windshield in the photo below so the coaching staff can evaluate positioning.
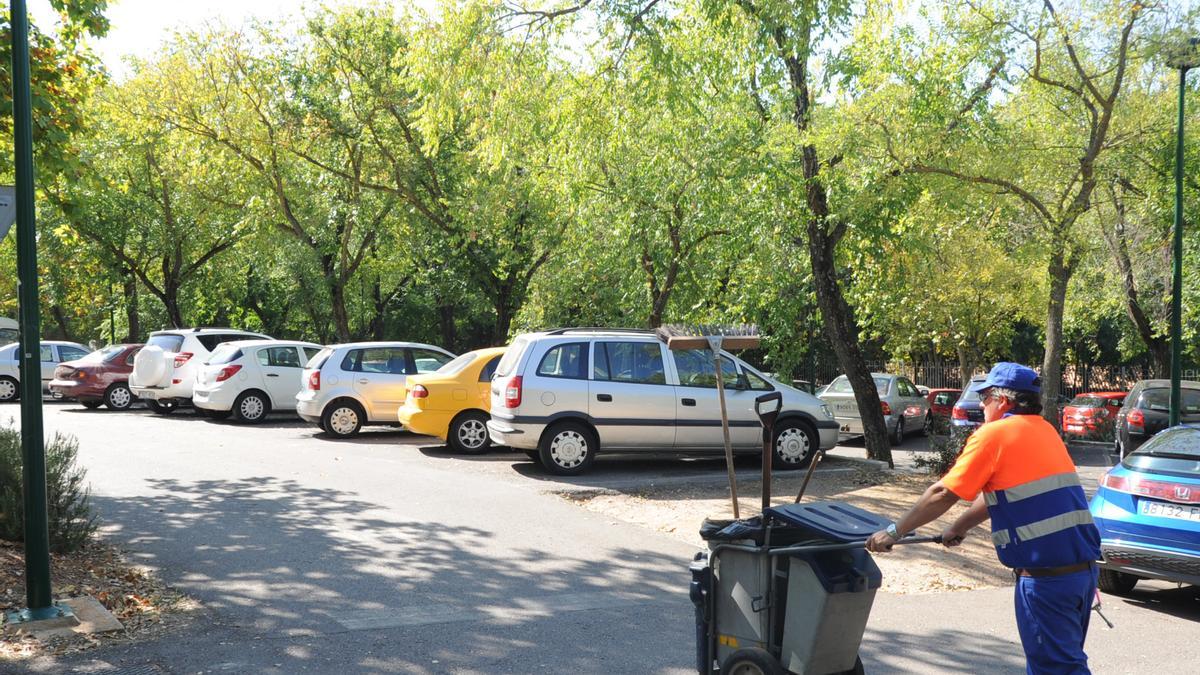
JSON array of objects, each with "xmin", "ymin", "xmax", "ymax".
[
  {"xmin": 147, "ymin": 333, "xmax": 184, "ymax": 353},
  {"xmin": 437, "ymin": 352, "xmax": 476, "ymax": 376},
  {"xmin": 494, "ymin": 338, "xmax": 529, "ymax": 378},
  {"xmin": 826, "ymin": 375, "xmax": 890, "ymax": 396},
  {"xmin": 1139, "ymin": 389, "xmax": 1200, "ymax": 414},
  {"xmin": 79, "ymin": 345, "xmax": 125, "ymax": 364},
  {"xmin": 206, "ymin": 344, "xmax": 243, "ymax": 365}
]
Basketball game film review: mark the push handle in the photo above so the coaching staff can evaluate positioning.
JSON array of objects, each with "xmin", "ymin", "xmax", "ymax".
[{"xmin": 754, "ymin": 391, "xmax": 783, "ymax": 423}]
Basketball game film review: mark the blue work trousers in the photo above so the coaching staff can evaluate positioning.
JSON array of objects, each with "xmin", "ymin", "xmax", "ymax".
[{"xmin": 1014, "ymin": 567, "xmax": 1098, "ymax": 675}]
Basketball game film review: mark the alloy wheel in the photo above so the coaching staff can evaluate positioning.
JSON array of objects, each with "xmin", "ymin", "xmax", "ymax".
[
  {"xmin": 108, "ymin": 386, "xmax": 132, "ymax": 409},
  {"xmin": 239, "ymin": 395, "xmax": 266, "ymax": 421},
  {"xmin": 0, "ymin": 379, "xmax": 16, "ymax": 402},
  {"xmin": 457, "ymin": 418, "xmax": 488, "ymax": 450}
]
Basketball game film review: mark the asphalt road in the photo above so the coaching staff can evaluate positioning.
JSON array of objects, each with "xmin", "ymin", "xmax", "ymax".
[{"xmin": 4, "ymin": 403, "xmax": 1197, "ymax": 674}]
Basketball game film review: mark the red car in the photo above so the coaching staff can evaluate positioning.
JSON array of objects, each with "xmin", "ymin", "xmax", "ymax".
[
  {"xmin": 1061, "ymin": 391, "xmax": 1126, "ymax": 440},
  {"xmin": 923, "ymin": 387, "xmax": 961, "ymax": 433},
  {"xmin": 48, "ymin": 343, "xmax": 143, "ymax": 411}
]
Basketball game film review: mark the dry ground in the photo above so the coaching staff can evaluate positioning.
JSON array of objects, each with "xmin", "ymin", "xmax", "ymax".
[
  {"xmin": 0, "ymin": 538, "xmax": 196, "ymax": 661},
  {"xmin": 560, "ymin": 466, "xmax": 1012, "ymax": 594}
]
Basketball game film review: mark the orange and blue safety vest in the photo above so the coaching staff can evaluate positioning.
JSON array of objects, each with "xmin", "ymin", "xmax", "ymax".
[{"xmin": 941, "ymin": 414, "xmax": 1101, "ymax": 569}]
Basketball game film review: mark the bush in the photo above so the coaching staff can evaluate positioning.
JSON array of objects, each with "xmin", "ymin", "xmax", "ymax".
[
  {"xmin": 914, "ymin": 425, "xmax": 971, "ymax": 476},
  {"xmin": 0, "ymin": 422, "xmax": 97, "ymax": 552}
]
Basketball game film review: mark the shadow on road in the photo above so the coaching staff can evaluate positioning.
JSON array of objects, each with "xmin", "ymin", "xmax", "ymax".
[
  {"xmin": 861, "ymin": 627, "xmax": 1025, "ymax": 673},
  {"xmin": 79, "ymin": 476, "xmax": 686, "ymax": 672},
  {"xmin": 1108, "ymin": 583, "xmax": 1200, "ymax": 623}
]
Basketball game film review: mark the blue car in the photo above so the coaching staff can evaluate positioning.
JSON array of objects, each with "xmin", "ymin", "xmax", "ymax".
[
  {"xmin": 951, "ymin": 376, "xmax": 986, "ymax": 430},
  {"xmin": 1089, "ymin": 425, "xmax": 1200, "ymax": 593}
]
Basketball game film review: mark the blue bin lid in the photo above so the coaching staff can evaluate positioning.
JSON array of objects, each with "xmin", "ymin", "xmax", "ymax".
[{"xmin": 764, "ymin": 501, "xmax": 890, "ymax": 542}]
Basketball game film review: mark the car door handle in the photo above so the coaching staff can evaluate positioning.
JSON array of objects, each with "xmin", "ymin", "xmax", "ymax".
[
  {"xmin": 681, "ymin": 398, "xmax": 696, "ymax": 406},
  {"xmin": 596, "ymin": 394, "xmax": 613, "ymax": 402},
  {"xmin": 266, "ymin": 373, "xmax": 279, "ymax": 378},
  {"xmin": 358, "ymin": 378, "xmax": 369, "ymax": 384}
]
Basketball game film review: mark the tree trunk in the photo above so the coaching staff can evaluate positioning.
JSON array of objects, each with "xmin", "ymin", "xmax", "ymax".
[
  {"xmin": 807, "ymin": 227, "xmax": 894, "ymax": 466},
  {"xmin": 123, "ymin": 269, "xmax": 140, "ymax": 342},
  {"xmin": 957, "ymin": 345, "xmax": 975, "ymax": 390},
  {"xmin": 330, "ymin": 282, "xmax": 351, "ymax": 342},
  {"xmin": 369, "ymin": 278, "xmax": 386, "ymax": 341},
  {"xmin": 438, "ymin": 302, "xmax": 457, "ymax": 350},
  {"xmin": 49, "ymin": 306, "xmax": 71, "ymax": 341},
  {"xmin": 1041, "ymin": 252, "xmax": 1072, "ymax": 427}
]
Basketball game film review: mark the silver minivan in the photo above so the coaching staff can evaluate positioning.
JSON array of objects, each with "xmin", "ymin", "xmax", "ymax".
[
  {"xmin": 486, "ymin": 329, "xmax": 839, "ymax": 475},
  {"xmin": 818, "ymin": 373, "xmax": 929, "ymax": 443}
]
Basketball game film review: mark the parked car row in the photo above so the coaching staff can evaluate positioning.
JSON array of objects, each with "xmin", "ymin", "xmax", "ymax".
[{"xmin": 3, "ymin": 327, "xmax": 840, "ymax": 477}]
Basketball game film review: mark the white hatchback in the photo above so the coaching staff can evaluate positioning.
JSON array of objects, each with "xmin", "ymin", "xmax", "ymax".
[
  {"xmin": 0, "ymin": 340, "xmax": 90, "ymax": 401},
  {"xmin": 295, "ymin": 341, "xmax": 456, "ymax": 437},
  {"xmin": 193, "ymin": 340, "xmax": 323, "ymax": 423},
  {"xmin": 129, "ymin": 328, "xmax": 271, "ymax": 414}
]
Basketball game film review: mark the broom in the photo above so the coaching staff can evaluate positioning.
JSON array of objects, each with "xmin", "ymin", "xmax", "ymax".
[{"xmin": 657, "ymin": 324, "xmax": 761, "ymax": 519}]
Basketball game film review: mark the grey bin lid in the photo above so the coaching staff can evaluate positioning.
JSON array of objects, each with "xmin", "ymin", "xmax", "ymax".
[{"xmin": 764, "ymin": 501, "xmax": 890, "ymax": 542}]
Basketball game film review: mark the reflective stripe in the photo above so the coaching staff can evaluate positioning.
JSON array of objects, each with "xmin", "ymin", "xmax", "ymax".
[
  {"xmin": 992, "ymin": 529, "xmax": 1011, "ymax": 546},
  {"xmin": 1014, "ymin": 510, "xmax": 1094, "ymax": 543},
  {"xmin": 999, "ymin": 472, "xmax": 1082, "ymax": 503},
  {"xmin": 984, "ymin": 491, "xmax": 998, "ymax": 506}
]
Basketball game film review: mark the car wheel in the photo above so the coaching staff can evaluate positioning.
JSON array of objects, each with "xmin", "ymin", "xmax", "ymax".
[
  {"xmin": 104, "ymin": 383, "xmax": 135, "ymax": 411},
  {"xmin": 772, "ymin": 420, "xmax": 816, "ymax": 470},
  {"xmin": 146, "ymin": 399, "xmax": 178, "ymax": 415},
  {"xmin": 892, "ymin": 416, "xmax": 905, "ymax": 445},
  {"xmin": 720, "ymin": 647, "xmax": 785, "ymax": 675},
  {"xmin": 0, "ymin": 376, "xmax": 18, "ymax": 402},
  {"xmin": 233, "ymin": 390, "xmax": 270, "ymax": 424},
  {"xmin": 448, "ymin": 411, "xmax": 492, "ymax": 455},
  {"xmin": 80, "ymin": 400, "xmax": 103, "ymax": 409},
  {"xmin": 922, "ymin": 413, "xmax": 932, "ymax": 436},
  {"xmin": 1098, "ymin": 568, "xmax": 1138, "ymax": 595},
  {"xmin": 322, "ymin": 400, "xmax": 364, "ymax": 438},
  {"xmin": 538, "ymin": 422, "xmax": 597, "ymax": 475}
]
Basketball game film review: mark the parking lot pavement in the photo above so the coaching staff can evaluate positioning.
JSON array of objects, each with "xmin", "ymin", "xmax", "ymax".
[{"xmin": 7, "ymin": 404, "xmax": 1195, "ymax": 674}]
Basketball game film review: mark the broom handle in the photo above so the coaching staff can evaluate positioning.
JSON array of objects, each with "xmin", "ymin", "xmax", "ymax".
[{"xmin": 709, "ymin": 339, "xmax": 740, "ymax": 519}]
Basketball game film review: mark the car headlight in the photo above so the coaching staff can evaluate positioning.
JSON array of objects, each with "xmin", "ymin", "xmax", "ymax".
[{"xmin": 821, "ymin": 404, "xmax": 834, "ymax": 419}]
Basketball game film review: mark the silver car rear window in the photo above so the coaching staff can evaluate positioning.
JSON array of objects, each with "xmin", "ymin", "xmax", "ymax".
[
  {"xmin": 495, "ymin": 337, "xmax": 530, "ymax": 378},
  {"xmin": 307, "ymin": 347, "xmax": 333, "ymax": 370},
  {"xmin": 827, "ymin": 375, "xmax": 890, "ymax": 396}
]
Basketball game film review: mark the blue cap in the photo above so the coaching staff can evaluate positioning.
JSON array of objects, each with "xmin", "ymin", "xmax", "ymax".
[{"xmin": 969, "ymin": 362, "xmax": 1041, "ymax": 394}]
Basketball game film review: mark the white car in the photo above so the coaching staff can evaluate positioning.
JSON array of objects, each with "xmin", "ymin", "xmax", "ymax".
[
  {"xmin": 296, "ymin": 341, "xmax": 456, "ymax": 437},
  {"xmin": 192, "ymin": 339, "xmax": 323, "ymax": 423},
  {"xmin": 129, "ymin": 328, "xmax": 271, "ymax": 414},
  {"xmin": 0, "ymin": 340, "xmax": 90, "ymax": 402}
]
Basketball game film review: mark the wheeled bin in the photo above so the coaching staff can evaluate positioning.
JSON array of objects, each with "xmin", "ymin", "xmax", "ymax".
[{"xmin": 690, "ymin": 501, "xmax": 892, "ymax": 675}]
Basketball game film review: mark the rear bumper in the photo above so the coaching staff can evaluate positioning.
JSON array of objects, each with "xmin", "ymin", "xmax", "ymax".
[
  {"xmin": 130, "ymin": 384, "xmax": 190, "ymax": 401},
  {"xmin": 193, "ymin": 386, "xmax": 237, "ymax": 411},
  {"xmin": 296, "ymin": 397, "xmax": 324, "ymax": 424},
  {"xmin": 1100, "ymin": 542, "xmax": 1200, "ymax": 586},
  {"xmin": 397, "ymin": 407, "xmax": 452, "ymax": 439},
  {"xmin": 487, "ymin": 417, "xmax": 536, "ymax": 449},
  {"xmin": 48, "ymin": 379, "xmax": 105, "ymax": 400},
  {"xmin": 834, "ymin": 414, "xmax": 897, "ymax": 437}
]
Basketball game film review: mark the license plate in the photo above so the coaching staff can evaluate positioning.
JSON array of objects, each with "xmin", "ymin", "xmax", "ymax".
[
  {"xmin": 835, "ymin": 403, "xmax": 856, "ymax": 413},
  {"xmin": 139, "ymin": 390, "xmax": 157, "ymax": 400},
  {"xmin": 1140, "ymin": 500, "xmax": 1200, "ymax": 523}
]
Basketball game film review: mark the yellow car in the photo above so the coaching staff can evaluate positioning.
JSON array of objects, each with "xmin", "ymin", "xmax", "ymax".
[{"xmin": 398, "ymin": 346, "xmax": 507, "ymax": 453}]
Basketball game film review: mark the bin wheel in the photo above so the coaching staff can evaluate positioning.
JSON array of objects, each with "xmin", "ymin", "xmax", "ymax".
[
  {"xmin": 720, "ymin": 648, "xmax": 784, "ymax": 675},
  {"xmin": 839, "ymin": 656, "xmax": 865, "ymax": 675}
]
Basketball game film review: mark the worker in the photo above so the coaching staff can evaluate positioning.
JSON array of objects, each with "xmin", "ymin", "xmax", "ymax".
[{"xmin": 866, "ymin": 362, "xmax": 1101, "ymax": 674}]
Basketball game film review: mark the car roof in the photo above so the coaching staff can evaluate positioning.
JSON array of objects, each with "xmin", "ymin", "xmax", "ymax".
[
  {"xmin": 218, "ymin": 339, "xmax": 321, "ymax": 349},
  {"xmin": 43, "ymin": 341, "xmax": 88, "ymax": 348},
  {"xmin": 1074, "ymin": 391, "xmax": 1126, "ymax": 397},
  {"xmin": 928, "ymin": 388, "xmax": 961, "ymax": 393},
  {"xmin": 327, "ymin": 341, "xmax": 452, "ymax": 352},
  {"xmin": 1132, "ymin": 379, "xmax": 1200, "ymax": 389}
]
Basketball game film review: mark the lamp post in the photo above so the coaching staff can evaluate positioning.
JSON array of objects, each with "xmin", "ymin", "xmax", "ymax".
[{"xmin": 1168, "ymin": 39, "xmax": 1200, "ymax": 427}]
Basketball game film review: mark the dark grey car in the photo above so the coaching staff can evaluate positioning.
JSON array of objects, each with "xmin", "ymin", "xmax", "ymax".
[{"xmin": 1114, "ymin": 379, "xmax": 1200, "ymax": 458}]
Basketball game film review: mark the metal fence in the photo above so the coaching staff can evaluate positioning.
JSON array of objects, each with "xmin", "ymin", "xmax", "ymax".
[{"xmin": 804, "ymin": 359, "xmax": 1195, "ymax": 397}]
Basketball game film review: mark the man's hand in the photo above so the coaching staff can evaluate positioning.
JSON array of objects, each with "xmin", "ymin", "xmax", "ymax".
[
  {"xmin": 866, "ymin": 530, "xmax": 896, "ymax": 553},
  {"xmin": 941, "ymin": 526, "xmax": 965, "ymax": 547}
]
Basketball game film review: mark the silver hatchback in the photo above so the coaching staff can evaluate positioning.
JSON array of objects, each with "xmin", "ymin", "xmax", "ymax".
[
  {"xmin": 486, "ymin": 329, "xmax": 839, "ymax": 475},
  {"xmin": 818, "ymin": 373, "xmax": 929, "ymax": 443}
]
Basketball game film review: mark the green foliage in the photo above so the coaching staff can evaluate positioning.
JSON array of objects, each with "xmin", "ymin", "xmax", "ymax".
[
  {"xmin": 0, "ymin": 423, "xmax": 97, "ymax": 553},
  {"xmin": 913, "ymin": 426, "xmax": 971, "ymax": 476}
]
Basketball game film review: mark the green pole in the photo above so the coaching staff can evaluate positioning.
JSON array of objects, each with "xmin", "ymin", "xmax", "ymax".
[
  {"xmin": 1170, "ymin": 65, "xmax": 1188, "ymax": 428},
  {"xmin": 9, "ymin": 0, "xmax": 53, "ymax": 614}
]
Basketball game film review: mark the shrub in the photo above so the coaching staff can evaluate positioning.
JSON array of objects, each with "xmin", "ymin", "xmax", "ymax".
[
  {"xmin": 914, "ymin": 425, "xmax": 971, "ymax": 476},
  {"xmin": 0, "ymin": 422, "xmax": 97, "ymax": 553}
]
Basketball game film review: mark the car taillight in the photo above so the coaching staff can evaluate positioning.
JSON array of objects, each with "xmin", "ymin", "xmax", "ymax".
[
  {"xmin": 504, "ymin": 376, "xmax": 522, "ymax": 408},
  {"xmin": 410, "ymin": 384, "xmax": 428, "ymax": 399},
  {"xmin": 1102, "ymin": 472, "xmax": 1200, "ymax": 505},
  {"xmin": 952, "ymin": 406, "xmax": 967, "ymax": 420},
  {"xmin": 1127, "ymin": 409, "xmax": 1144, "ymax": 428},
  {"xmin": 307, "ymin": 370, "xmax": 320, "ymax": 391},
  {"xmin": 880, "ymin": 401, "xmax": 892, "ymax": 416},
  {"xmin": 215, "ymin": 365, "xmax": 242, "ymax": 382},
  {"xmin": 174, "ymin": 352, "xmax": 194, "ymax": 368}
]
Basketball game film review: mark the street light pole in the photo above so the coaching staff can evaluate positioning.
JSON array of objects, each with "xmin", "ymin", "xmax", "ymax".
[
  {"xmin": 1168, "ymin": 39, "xmax": 1200, "ymax": 428},
  {"xmin": 7, "ymin": 0, "xmax": 55, "ymax": 618}
]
